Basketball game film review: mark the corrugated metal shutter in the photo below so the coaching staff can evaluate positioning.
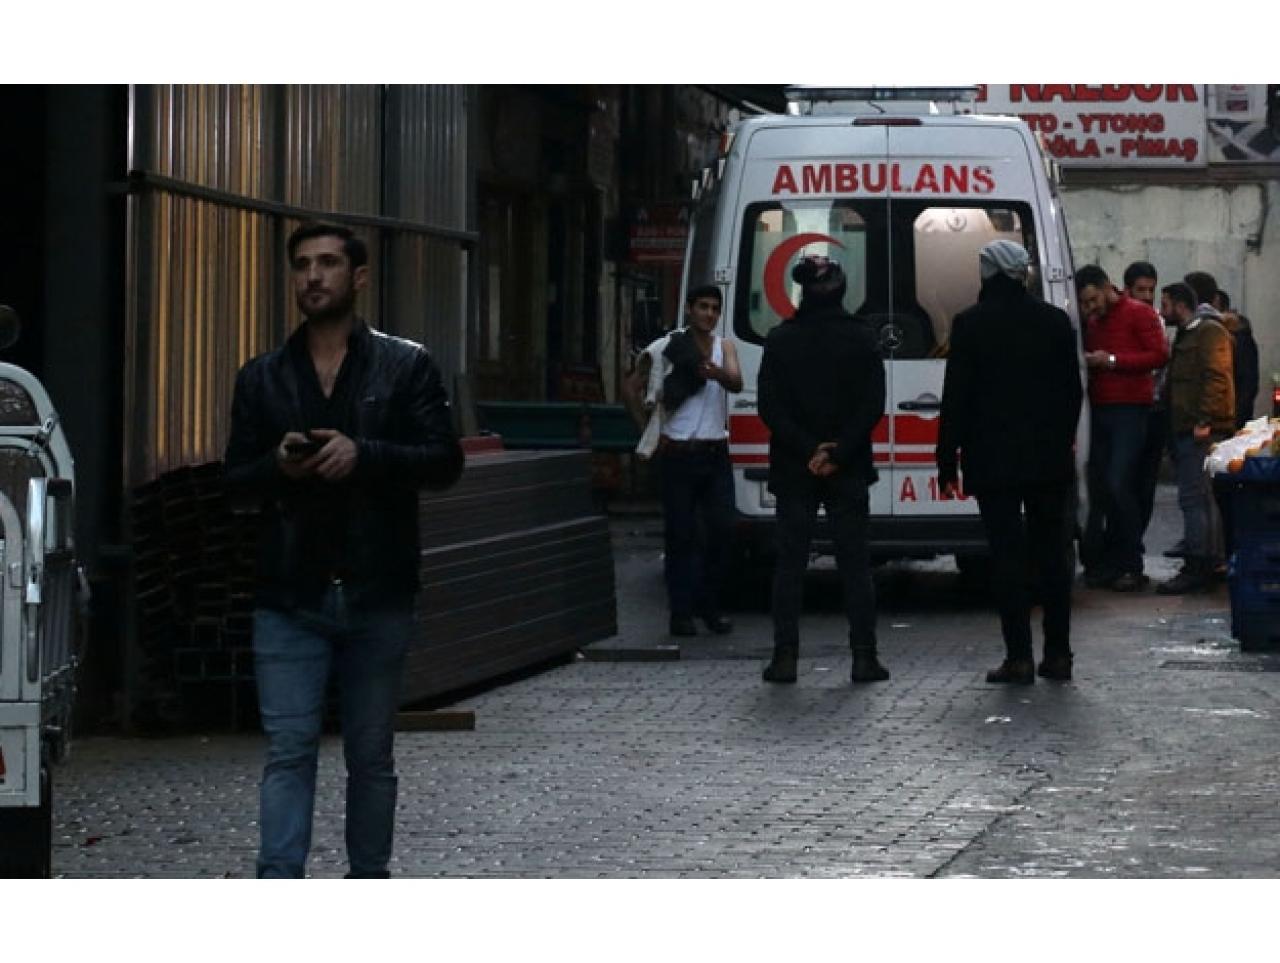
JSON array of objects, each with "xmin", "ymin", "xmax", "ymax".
[
  {"xmin": 129, "ymin": 193, "xmax": 279, "ymax": 481},
  {"xmin": 125, "ymin": 84, "xmax": 474, "ymax": 485},
  {"xmin": 382, "ymin": 85, "xmax": 471, "ymax": 376}
]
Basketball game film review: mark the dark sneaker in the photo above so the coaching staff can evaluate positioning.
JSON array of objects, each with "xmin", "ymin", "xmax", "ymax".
[
  {"xmin": 1156, "ymin": 562, "xmax": 1211, "ymax": 595},
  {"xmin": 762, "ymin": 652, "xmax": 798, "ymax": 684},
  {"xmin": 1037, "ymin": 655, "xmax": 1073, "ymax": 681},
  {"xmin": 986, "ymin": 658, "xmax": 1035, "ymax": 684},
  {"xmin": 669, "ymin": 616, "xmax": 697, "ymax": 636},
  {"xmin": 699, "ymin": 613, "xmax": 733, "ymax": 635},
  {"xmin": 851, "ymin": 652, "xmax": 890, "ymax": 683},
  {"xmin": 1109, "ymin": 571, "xmax": 1148, "ymax": 592}
]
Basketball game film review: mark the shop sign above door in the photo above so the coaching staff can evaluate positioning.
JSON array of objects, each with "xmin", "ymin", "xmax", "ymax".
[{"xmin": 969, "ymin": 84, "xmax": 1207, "ymax": 168}]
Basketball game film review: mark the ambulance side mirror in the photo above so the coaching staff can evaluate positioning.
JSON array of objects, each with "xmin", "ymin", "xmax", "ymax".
[{"xmin": 0, "ymin": 305, "xmax": 21, "ymax": 351}]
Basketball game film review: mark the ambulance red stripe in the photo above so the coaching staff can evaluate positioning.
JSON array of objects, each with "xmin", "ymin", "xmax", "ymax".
[{"xmin": 731, "ymin": 413, "xmax": 939, "ymax": 447}]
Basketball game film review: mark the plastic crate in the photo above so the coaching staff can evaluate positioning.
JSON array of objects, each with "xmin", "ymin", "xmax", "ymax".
[
  {"xmin": 1229, "ymin": 569, "xmax": 1280, "ymax": 609},
  {"xmin": 1229, "ymin": 564, "xmax": 1280, "ymax": 650},
  {"xmin": 1233, "ymin": 538, "xmax": 1280, "ymax": 574},
  {"xmin": 1234, "ymin": 489, "xmax": 1280, "ymax": 538},
  {"xmin": 1223, "ymin": 457, "xmax": 1280, "ymax": 539}
]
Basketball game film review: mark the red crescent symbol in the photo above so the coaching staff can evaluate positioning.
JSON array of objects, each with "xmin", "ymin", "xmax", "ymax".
[{"xmin": 762, "ymin": 233, "xmax": 845, "ymax": 320}]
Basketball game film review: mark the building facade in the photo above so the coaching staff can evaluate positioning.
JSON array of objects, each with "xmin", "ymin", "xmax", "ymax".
[
  {"xmin": 978, "ymin": 84, "xmax": 1280, "ymax": 419},
  {"xmin": 0, "ymin": 83, "xmax": 744, "ymax": 726}
]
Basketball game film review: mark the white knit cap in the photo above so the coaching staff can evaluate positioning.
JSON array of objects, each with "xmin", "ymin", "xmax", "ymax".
[{"xmin": 979, "ymin": 240, "xmax": 1030, "ymax": 280}]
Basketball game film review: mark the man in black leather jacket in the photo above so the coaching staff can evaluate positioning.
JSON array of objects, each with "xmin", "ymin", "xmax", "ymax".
[
  {"xmin": 224, "ymin": 222, "xmax": 463, "ymax": 878},
  {"xmin": 758, "ymin": 256, "xmax": 889, "ymax": 685}
]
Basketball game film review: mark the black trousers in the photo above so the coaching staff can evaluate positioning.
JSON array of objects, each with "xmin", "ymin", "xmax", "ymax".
[
  {"xmin": 659, "ymin": 444, "xmax": 734, "ymax": 619},
  {"xmin": 975, "ymin": 481, "xmax": 1073, "ymax": 662},
  {"xmin": 772, "ymin": 472, "xmax": 877, "ymax": 653}
]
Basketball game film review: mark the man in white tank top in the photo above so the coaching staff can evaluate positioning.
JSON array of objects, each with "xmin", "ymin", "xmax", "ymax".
[{"xmin": 625, "ymin": 284, "xmax": 742, "ymax": 636}]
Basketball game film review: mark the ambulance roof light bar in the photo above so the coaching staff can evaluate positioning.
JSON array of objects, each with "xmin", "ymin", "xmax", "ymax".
[{"xmin": 784, "ymin": 86, "xmax": 980, "ymax": 116}]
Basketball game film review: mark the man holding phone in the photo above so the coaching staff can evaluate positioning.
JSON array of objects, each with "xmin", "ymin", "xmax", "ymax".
[
  {"xmin": 224, "ymin": 222, "xmax": 463, "ymax": 878},
  {"xmin": 283, "ymin": 435, "xmax": 323, "ymax": 457}
]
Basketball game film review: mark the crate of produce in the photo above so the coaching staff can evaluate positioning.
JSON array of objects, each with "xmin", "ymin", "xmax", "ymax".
[{"xmin": 1218, "ymin": 456, "xmax": 1280, "ymax": 541}]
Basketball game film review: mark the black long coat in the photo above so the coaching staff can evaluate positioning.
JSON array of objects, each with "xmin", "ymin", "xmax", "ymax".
[
  {"xmin": 1232, "ymin": 315, "xmax": 1260, "ymax": 428},
  {"xmin": 758, "ymin": 303, "xmax": 886, "ymax": 495},
  {"xmin": 936, "ymin": 275, "xmax": 1083, "ymax": 496}
]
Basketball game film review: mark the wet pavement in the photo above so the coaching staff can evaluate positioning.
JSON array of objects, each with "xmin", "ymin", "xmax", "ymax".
[{"xmin": 49, "ymin": 483, "xmax": 1280, "ymax": 877}]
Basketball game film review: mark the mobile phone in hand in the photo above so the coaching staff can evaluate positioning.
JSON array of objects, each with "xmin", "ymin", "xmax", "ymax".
[{"xmin": 283, "ymin": 438, "xmax": 323, "ymax": 458}]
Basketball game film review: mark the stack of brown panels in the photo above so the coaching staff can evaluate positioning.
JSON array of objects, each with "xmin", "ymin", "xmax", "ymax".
[
  {"xmin": 125, "ymin": 448, "xmax": 615, "ymax": 727},
  {"xmin": 408, "ymin": 448, "xmax": 616, "ymax": 703},
  {"xmin": 128, "ymin": 462, "xmax": 259, "ymax": 729}
]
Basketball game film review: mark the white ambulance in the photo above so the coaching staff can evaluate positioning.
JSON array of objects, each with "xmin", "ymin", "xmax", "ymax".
[{"xmin": 683, "ymin": 86, "xmax": 1087, "ymax": 575}]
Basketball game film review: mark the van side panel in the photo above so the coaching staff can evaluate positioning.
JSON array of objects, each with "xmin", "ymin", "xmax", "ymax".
[{"xmin": 882, "ymin": 123, "xmax": 1049, "ymax": 518}]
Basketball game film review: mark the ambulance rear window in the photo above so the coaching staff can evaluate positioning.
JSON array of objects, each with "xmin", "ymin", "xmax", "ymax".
[
  {"xmin": 906, "ymin": 203, "xmax": 1040, "ymax": 351},
  {"xmin": 734, "ymin": 198, "xmax": 1040, "ymax": 359},
  {"xmin": 734, "ymin": 199, "xmax": 877, "ymax": 342}
]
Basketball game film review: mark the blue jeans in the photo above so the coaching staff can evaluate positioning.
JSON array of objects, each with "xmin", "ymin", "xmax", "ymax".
[
  {"xmin": 253, "ymin": 587, "xmax": 412, "ymax": 878},
  {"xmin": 1083, "ymin": 404, "xmax": 1148, "ymax": 575},
  {"xmin": 659, "ymin": 444, "xmax": 735, "ymax": 619},
  {"xmin": 1172, "ymin": 434, "xmax": 1214, "ymax": 558}
]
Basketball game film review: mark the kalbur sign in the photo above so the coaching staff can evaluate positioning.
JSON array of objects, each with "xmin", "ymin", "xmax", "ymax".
[{"xmin": 971, "ymin": 84, "xmax": 1208, "ymax": 168}]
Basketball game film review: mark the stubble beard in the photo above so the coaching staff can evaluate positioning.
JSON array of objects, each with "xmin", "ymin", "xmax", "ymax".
[{"xmin": 298, "ymin": 286, "xmax": 356, "ymax": 326}]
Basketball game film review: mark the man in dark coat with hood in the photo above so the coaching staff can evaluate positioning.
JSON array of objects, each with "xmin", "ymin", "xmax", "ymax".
[
  {"xmin": 937, "ymin": 240, "xmax": 1083, "ymax": 684},
  {"xmin": 758, "ymin": 256, "xmax": 889, "ymax": 685}
]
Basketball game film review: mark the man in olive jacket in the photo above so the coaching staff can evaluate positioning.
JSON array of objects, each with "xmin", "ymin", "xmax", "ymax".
[
  {"xmin": 758, "ymin": 256, "xmax": 888, "ymax": 685},
  {"xmin": 1157, "ymin": 281, "xmax": 1235, "ymax": 594},
  {"xmin": 936, "ymin": 241, "xmax": 1083, "ymax": 684}
]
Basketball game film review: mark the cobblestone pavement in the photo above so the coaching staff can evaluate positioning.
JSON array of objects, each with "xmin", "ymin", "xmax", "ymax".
[{"xmin": 50, "ymin": 485, "xmax": 1280, "ymax": 877}]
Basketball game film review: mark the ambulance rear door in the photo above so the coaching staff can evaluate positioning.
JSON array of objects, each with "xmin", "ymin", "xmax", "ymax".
[
  {"xmin": 881, "ymin": 119, "xmax": 1048, "ymax": 519},
  {"xmin": 728, "ymin": 121, "xmax": 894, "ymax": 521}
]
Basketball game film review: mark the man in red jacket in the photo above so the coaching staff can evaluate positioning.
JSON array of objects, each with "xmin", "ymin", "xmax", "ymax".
[{"xmin": 1076, "ymin": 264, "xmax": 1169, "ymax": 591}]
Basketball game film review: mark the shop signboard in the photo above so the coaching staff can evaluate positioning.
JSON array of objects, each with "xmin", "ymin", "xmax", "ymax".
[
  {"xmin": 628, "ymin": 203, "xmax": 689, "ymax": 265},
  {"xmin": 970, "ymin": 84, "xmax": 1208, "ymax": 168},
  {"xmin": 1206, "ymin": 84, "xmax": 1280, "ymax": 163}
]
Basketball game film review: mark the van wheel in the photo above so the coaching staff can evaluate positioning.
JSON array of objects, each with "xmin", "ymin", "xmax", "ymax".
[{"xmin": 0, "ymin": 766, "xmax": 53, "ymax": 878}]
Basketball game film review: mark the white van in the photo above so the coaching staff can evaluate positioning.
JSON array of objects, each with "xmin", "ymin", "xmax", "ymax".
[{"xmin": 682, "ymin": 87, "xmax": 1087, "ymax": 575}]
